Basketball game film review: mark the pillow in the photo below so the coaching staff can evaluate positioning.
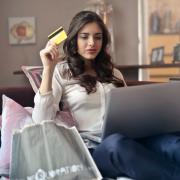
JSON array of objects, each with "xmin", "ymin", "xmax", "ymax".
[
  {"xmin": 0, "ymin": 95, "xmax": 33, "ymax": 176},
  {"xmin": 21, "ymin": 66, "xmax": 43, "ymax": 93}
]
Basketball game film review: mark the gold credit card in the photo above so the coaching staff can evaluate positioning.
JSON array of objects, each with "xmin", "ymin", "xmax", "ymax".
[{"xmin": 48, "ymin": 26, "xmax": 67, "ymax": 45}]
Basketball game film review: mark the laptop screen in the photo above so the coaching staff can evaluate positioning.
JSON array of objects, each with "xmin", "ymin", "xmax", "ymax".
[{"xmin": 102, "ymin": 82, "xmax": 180, "ymax": 139}]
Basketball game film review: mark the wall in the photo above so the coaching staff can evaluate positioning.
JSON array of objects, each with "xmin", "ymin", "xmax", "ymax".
[{"xmin": 0, "ymin": 0, "xmax": 138, "ymax": 86}]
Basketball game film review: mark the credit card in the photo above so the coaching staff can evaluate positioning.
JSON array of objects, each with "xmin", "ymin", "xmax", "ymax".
[{"xmin": 48, "ymin": 26, "xmax": 67, "ymax": 45}]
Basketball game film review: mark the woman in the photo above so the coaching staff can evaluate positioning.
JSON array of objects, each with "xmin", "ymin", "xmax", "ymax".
[{"xmin": 32, "ymin": 11, "xmax": 180, "ymax": 179}]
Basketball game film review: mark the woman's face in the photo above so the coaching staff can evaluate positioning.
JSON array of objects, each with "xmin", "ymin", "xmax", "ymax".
[{"xmin": 77, "ymin": 22, "xmax": 103, "ymax": 61}]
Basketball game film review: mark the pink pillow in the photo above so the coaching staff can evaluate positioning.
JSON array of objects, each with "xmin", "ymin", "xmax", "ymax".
[{"xmin": 0, "ymin": 95, "xmax": 33, "ymax": 176}]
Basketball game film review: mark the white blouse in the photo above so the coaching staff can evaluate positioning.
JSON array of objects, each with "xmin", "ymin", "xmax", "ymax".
[{"xmin": 32, "ymin": 61, "xmax": 125, "ymax": 132}]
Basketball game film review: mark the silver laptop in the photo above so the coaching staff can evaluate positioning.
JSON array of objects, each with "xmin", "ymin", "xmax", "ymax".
[{"xmin": 102, "ymin": 82, "xmax": 180, "ymax": 139}]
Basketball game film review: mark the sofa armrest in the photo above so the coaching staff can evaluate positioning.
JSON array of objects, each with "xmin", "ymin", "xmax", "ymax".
[{"xmin": 0, "ymin": 86, "xmax": 35, "ymax": 114}]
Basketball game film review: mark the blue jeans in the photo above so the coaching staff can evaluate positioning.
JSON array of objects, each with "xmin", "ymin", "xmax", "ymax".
[{"xmin": 92, "ymin": 133, "xmax": 180, "ymax": 180}]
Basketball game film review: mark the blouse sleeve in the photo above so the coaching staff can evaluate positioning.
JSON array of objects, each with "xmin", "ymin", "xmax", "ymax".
[{"xmin": 32, "ymin": 65, "xmax": 63, "ymax": 123}]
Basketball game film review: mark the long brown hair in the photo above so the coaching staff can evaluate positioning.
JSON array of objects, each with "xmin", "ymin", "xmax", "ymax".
[{"xmin": 63, "ymin": 11, "xmax": 125, "ymax": 94}]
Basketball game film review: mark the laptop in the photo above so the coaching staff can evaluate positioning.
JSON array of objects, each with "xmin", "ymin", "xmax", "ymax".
[{"xmin": 102, "ymin": 81, "xmax": 180, "ymax": 139}]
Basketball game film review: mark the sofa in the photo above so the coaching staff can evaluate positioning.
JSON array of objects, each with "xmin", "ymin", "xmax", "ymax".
[{"xmin": 0, "ymin": 86, "xmax": 35, "ymax": 114}]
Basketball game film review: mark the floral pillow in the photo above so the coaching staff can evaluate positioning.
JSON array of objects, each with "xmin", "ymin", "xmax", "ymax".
[
  {"xmin": 0, "ymin": 95, "xmax": 33, "ymax": 176},
  {"xmin": 21, "ymin": 66, "xmax": 43, "ymax": 93}
]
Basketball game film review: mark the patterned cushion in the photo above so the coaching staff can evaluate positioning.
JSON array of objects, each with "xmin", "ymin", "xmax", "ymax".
[{"xmin": 21, "ymin": 66, "xmax": 43, "ymax": 93}]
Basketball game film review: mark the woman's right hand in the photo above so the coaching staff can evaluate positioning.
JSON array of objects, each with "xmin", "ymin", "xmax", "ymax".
[{"xmin": 39, "ymin": 41, "xmax": 60, "ymax": 69}]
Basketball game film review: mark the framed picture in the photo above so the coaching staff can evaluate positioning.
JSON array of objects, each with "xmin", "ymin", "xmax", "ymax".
[
  {"xmin": 173, "ymin": 44, "xmax": 180, "ymax": 63},
  {"xmin": 151, "ymin": 46, "xmax": 164, "ymax": 64},
  {"xmin": 8, "ymin": 17, "xmax": 36, "ymax": 45}
]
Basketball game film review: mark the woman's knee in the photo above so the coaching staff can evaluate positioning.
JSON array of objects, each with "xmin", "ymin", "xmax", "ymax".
[
  {"xmin": 92, "ymin": 133, "xmax": 143, "ymax": 178},
  {"xmin": 102, "ymin": 133, "xmax": 127, "ymax": 149},
  {"xmin": 93, "ymin": 133, "xmax": 127, "ymax": 157},
  {"xmin": 94, "ymin": 133, "xmax": 135, "ymax": 158},
  {"xmin": 92, "ymin": 133, "xmax": 128, "ymax": 178}
]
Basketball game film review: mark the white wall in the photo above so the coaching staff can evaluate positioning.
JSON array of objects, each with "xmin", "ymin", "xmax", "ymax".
[{"xmin": 0, "ymin": 0, "xmax": 138, "ymax": 86}]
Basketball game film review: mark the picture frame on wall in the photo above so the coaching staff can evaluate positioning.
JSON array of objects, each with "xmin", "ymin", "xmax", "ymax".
[
  {"xmin": 173, "ymin": 44, "xmax": 180, "ymax": 63},
  {"xmin": 8, "ymin": 17, "xmax": 36, "ymax": 45},
  {"xmin": 151, "ymin": 46, "xmax": 164, "ymax": 64}
]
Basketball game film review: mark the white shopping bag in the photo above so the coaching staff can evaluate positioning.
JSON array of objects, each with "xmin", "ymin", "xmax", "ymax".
[{"xmin": 10, "ymin": 121, "xmax": 102, "ymax": 180}]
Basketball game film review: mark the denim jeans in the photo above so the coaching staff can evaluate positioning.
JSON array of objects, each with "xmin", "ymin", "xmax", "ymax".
[{"xmin": 92, "ymin": 133, "xmax": 180, "ymax": 180}]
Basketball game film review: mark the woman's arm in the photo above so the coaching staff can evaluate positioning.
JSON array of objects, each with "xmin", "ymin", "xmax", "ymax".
[
  {"xmin": 32, "ymin": 41, "xmax": 63, "ymax": 123},
  {"xmin": 32, "ymin": 68, "xmax": 63, "ymax": 123}
]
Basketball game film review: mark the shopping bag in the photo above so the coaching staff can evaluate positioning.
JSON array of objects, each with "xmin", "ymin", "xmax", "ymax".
[{"xmin": 9, "ymin": 120, "xmax": 102, "ymax": 180}]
